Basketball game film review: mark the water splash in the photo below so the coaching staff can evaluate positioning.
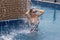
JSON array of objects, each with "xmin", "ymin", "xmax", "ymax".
[{"xmin": 0, "ymin": 29, "xmax": 31, "ymax": 40}]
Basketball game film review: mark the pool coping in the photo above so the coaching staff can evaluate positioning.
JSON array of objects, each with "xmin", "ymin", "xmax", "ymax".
[
  {"xmin": 31, "ymin": 0, "xmax": 60, "ymax": 10},
  {"xmin": 32, "ymin": 0, "xmax": 60, "ymax": 5},
  {"xmin": 0, "ymin": 18, "xmax": 26, "ymax": 22}
]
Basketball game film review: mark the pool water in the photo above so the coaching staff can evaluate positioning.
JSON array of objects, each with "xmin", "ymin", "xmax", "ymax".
[
  {"xmin": 0, "ymin": 1, "xmax": 60, "ymax": 40},
  {"xmin": 37, "ymin": 7, "xmax": 60, "ymax": 40},
  {"xmin": 31, "ymin": 1, "xmax": 60, "ymax": 40}
]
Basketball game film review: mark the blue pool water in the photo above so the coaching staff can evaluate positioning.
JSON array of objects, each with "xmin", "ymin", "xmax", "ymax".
[{"xmin": 0, "ymin": 1, "xmax": 60, "ymax": 40}]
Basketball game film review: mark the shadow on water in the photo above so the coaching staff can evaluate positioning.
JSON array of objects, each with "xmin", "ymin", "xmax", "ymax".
[{"xmin": 53, "ymin": 8, "xmax": 56, "ymax": 21}]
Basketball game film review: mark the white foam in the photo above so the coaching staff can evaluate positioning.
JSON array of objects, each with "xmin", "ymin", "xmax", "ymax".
[
  {"xmin": 0, "ymin": 29, "xmax": 31, "ymax": 40},
  {"xmin": 20, "ymin": 30, "xmax": 30, "ymax": 34}
]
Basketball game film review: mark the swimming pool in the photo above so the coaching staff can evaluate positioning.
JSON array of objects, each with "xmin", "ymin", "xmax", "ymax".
[{"xmin": 0, "ymin": 1, "xmax": 60, "ymax": 40}]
